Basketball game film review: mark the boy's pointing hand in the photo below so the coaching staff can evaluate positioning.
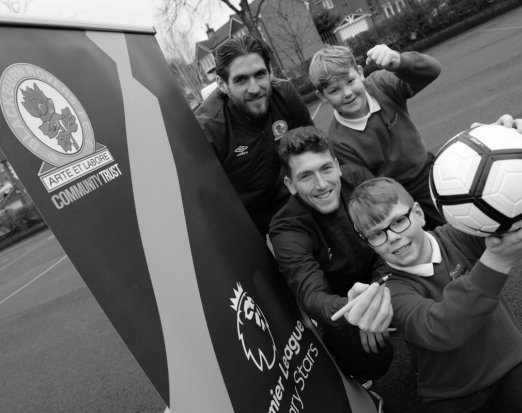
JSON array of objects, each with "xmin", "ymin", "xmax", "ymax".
[{"xmin": 366, "ymin": 44, "xmax": 401, "ymax": 71}]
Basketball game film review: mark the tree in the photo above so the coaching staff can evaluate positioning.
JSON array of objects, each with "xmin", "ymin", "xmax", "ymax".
[
  {"xmin": 157, "ymin": 0, "xmax": 285, "ymax": 76},
  {"xmin": 312, "ymin": 8, "xmax": 341, "ymax": 35},
  {"xmin": 0, "ymin": 0, "xmax": 33, "ymax": 14},
  {"xmin": 155, "ymin": 25, "xmax": 207, "ymax": 103},
  {"xmin": 168, "ymin": 57, "xmax": 206, "ymax": 103},
  {"xmin": 159, "ymin": 0, "xmax": 267, "ymax": 42},
  {"xmin": 265, "ymin": 0, "xmax": 317, "ymax": 67}
]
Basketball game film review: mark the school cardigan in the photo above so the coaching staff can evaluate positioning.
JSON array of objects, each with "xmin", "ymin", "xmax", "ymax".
[
  {"xmin": 387, "ymin": 224, "xmax": 522, "ymax": 400},
  {"xmin": 328, "ymin": 51, "xmax": 441, "ymax": 187}
]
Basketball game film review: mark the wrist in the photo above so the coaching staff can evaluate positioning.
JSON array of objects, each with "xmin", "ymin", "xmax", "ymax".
[
  {"xmin": 480, "ymin": 249, "xmax": 515, "ymax": 274},
  {"xmin": 391, "ymin": 53, "xmax": 401, "ymax": 71}
]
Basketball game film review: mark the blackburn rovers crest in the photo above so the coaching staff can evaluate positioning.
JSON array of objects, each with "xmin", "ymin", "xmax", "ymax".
[{"xmin": 0, "ymin": 63, "xmax": 116, "ymax": 193}]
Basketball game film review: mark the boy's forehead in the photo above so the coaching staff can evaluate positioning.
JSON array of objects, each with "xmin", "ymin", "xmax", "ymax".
[
  {"xmin": 322, "ymin": 67, "xmax": 362, "ymax": 89},
  {"xmin": 365, "ymin": 201, "xmax": 410, "ymax": 232},
  {"xmin": 333, "ymin": 67, "xmax": 360, "ymax": 79}
]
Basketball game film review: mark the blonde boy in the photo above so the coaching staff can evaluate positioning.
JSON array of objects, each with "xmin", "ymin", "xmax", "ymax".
[
  {"xmin": 309, "ymin": 45, "xmax": 444, "ymax": 230},
  {"xmin": 348, "ymin": 177, "xmax": 522, "ymax": 412}
]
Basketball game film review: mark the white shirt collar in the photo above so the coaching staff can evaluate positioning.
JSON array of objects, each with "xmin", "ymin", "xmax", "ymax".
[
  {"xmin": 386, "ymin": 232, "xmax": 442, "ymax": 277},
  {"xmin": 334, "ymin": 92, "xmax": 380, "ymax": 131}
]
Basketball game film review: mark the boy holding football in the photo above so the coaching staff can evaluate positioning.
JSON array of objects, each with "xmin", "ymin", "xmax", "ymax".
[
  {"xmin": 346, "ymin": 177, "xmax": 522, "ymax": 412},
  {"xmin": 309, "ymin": 44, "xmax": 444, "ymax": 230}
]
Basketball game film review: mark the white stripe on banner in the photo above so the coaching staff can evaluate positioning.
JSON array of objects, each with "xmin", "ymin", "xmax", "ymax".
[{"xmin": 86, "ymin": 31, "xmax": 233, "ymax": 412}]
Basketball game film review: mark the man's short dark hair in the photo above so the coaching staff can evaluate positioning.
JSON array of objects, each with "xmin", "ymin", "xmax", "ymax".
[
  {"xmin": 215, "ymin": 35, "xmax": 271, "ymax": 82},
  {"xmin": 278, "ymin": 126, "xmax": 335, "ymax": 176}
]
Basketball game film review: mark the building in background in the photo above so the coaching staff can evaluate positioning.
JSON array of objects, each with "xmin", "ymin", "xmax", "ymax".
[
  {"xmin": 195, "ymin": 0, "xmax": 324, "ymax": 84},
  {"xmin": 310, "ymin": 0, "xmax": 425, "ymax": 44}
]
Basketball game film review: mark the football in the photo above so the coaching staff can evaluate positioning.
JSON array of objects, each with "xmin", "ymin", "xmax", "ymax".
[{"xmin": 429, "ymin": 124, "xmax": 522, "ymax": 236}]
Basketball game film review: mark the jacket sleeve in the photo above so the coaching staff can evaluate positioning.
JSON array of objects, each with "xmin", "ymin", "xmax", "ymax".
[
  {"xmin": 390, "ymin": 258, "xmax": 508, "ymax": 352},
  {"xmin": 194, "ymin": 91, "xmax": 227, "ymax": 161},
  {"xmin": 375, "ymin": 51, "xmax": 441, "ymax": 99},
  {"xmin": 269, "ymin": 224, "xmax": 348, "ymax": 328}
]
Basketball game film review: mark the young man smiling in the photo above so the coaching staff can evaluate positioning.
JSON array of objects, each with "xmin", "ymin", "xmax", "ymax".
[
  {"xmin": 269, "ymin": 126, "xmax": 394, "ymax": 387},
  {"xmin": 195, "ymin": 35, "xmax": 313, "ymax": 235},
  {"xmin": 348, "ymin": 177, "xmax": 522, "ymax": 412}
]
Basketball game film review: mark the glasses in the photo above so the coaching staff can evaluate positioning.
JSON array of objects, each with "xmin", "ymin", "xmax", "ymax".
[{"xmin": 359, "ymin": 205, "xmax": 414, "ymax": 247}]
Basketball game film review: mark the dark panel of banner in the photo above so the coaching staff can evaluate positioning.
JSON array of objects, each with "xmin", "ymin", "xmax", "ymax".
[
  {"xmin": 0, "ymin": 25, "xmax": 170, "ymax": 402},
  {"xmin": 0, "ymin": 19, "xmax": 377, "ymax": 412}
]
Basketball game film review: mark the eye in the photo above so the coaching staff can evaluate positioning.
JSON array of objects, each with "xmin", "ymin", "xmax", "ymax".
[
  {"xmin": 368, "ymin": 231, "xmax": 384, "ymax": 242},
  {"xmin": 233, "ymin": 76, "xmax": 246, "ymax": 85},
  {"xmin": 394, "ymin": 215, "xmax": 409, "ymax": 226},
  {"xmin": 297, "ymin": 172, "xmax": 311, "ymax": 181},
  {"xmin": 255, "ymin": 70, "xmax": 267, "ymax": 79},
  {"xmin": 321, "ymin": 165, "xmax": 334, "ymax": 173}
]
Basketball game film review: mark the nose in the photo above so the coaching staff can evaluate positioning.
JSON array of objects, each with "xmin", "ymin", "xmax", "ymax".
[
  {"xmin": 341, "ymin": 84, "xmax": 353, "ymax": 98},
  {"xmin": 386, "ymin": 228, "xmax": 401, "ymax": 243},
  {"xmin": 314, "ymin": 173, "xmax": 328, "ymax": 189},
  {"xmin": 247, "ymin": 78, "xmax": 260, "ymax": 94}
]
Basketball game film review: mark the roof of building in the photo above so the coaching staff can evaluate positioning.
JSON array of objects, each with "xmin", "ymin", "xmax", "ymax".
[
  {"xmin": 195, "ymin": 16, "xmax": 244, "ymax": 61},
  {"xmin": 194, "ymin": 0, "xmax": 267, "ymax": 61}
]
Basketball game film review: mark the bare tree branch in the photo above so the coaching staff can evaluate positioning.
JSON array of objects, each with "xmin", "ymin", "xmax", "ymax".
[
  {"xmin": 156, "ymin": 0, "xmax": 284, "ymax": 76},
  {"xmin": 218, "ymin": 0, "xmax": 240, "ymax": 15},
  {"xmin": 266, "ymin": 0, "xmax": 312, "ymax": 66},
  {"xmin": 0, "ymin": 0, "xmax": 33, "ymax": 14}
]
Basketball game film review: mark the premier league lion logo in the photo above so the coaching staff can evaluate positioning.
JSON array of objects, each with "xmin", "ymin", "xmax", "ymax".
[{"xmin": 230, "ymin": 283, "xmax": 277, "ymax": 371}]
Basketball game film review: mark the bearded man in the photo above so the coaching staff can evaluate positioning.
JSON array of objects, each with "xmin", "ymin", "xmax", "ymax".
[{"xmin": 195, "ymin": 35, "xmax": 314, "ymax": 234}]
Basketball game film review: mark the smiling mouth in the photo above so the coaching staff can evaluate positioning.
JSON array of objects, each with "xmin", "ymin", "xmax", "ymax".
[
  {"xmin": 343, "ymin": 96, "xmax": 357, "ymax": 105},
  {"xmin": 393, "ymin": 242, "xmax": 411, "ymax": 255},
  {"xmin": 248, "ymin": 96, "xmax": 265, "ymax": 103},
  {"xmin": 315, "ymin": 190, "xmax": 332, "ymax": 200}
]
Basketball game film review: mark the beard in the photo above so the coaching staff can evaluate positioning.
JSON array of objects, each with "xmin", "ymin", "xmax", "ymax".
[{"xmin": 230, "ymin": 87, "xmax": 272, "ymax": 121}]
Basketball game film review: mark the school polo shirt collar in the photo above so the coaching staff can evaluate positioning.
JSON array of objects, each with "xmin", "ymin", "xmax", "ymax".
[
  {"xmin": 386, "ymin": 232, "xmax": 442, "ymax": 277},
  {"xmin": 334, "ymin": 92, "xmax": 380, "ymax": 131}
]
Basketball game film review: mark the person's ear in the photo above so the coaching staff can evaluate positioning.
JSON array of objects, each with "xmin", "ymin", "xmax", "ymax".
[
  {"xmin": 413, "ymin": 202, "xmax": 426, "ymax": 227},
  {"xmin": 217, "ymin": 77, "xmax": 228, "ymax": 94},
  {"xmin": 284, "ymin": 176, "xmax": 297, "ymax": 195},
  {"xmin": 334, "ymin": 157, "xmax": 342, "ymax": 176},
  {"xmin": 316, "ymin": 90, "xmax": 329, "ymax": 104}
]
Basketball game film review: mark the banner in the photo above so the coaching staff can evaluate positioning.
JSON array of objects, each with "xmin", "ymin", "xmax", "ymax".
[{"xmin": 0, "ymin": 17, "xmax": 377, "ymax": 412}]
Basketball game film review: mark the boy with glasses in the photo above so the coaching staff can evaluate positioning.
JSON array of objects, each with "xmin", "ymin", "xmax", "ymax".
[{"xmin": 347, "ymin": 177, "xmax": 522, "ymax": 412}]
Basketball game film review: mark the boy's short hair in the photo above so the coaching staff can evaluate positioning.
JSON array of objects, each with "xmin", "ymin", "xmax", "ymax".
[
  {"xmin": 348, "ymin": 177, "xmax": 414, "ymax": 234},
  {"xmin": 278, "ymin": 126, "xmax": 335, "ymax": 176},
  {"xmin": 309, "ymin": 45, "xmax": 358, "ymax": 91},
  {"xmin": 215, "ymin": 35, "xmax": 271, "ymax": 82}
]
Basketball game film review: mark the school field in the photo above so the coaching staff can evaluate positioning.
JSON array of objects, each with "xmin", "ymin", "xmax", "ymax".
[{"xmin": 0, "ymin": 7, "xmax": 521, "ymax": 413}]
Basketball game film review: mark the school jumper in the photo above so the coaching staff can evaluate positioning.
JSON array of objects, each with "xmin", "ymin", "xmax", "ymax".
[
  {"xmin": 328, "ymin": 51, "xmax": 444, "ymax": 229},
  {"xmin": 387, "ymin": 224, "xmax": 522, "ymax": 403}
]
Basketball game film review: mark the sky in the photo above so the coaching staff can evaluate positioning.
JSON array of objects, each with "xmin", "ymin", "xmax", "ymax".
[{"xmin": 0, "ymin": 0, "xmax": 235, "ymax": 42}]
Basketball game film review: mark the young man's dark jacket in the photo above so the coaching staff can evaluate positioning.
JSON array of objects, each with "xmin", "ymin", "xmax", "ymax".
[
  {"xmin": 195, "ymin": 79, "xmax": 313, "ymax": 234},
  {"xmin": 269, "ymin": 165, "xmax": 385, "ymax": 326}
]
